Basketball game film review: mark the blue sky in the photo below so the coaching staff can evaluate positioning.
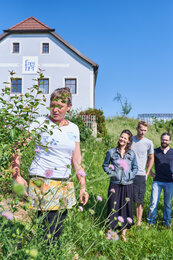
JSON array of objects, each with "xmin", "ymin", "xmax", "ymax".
[{"xmin": 0, "ymin": 0, "xmax": 173, "ymax": 118}]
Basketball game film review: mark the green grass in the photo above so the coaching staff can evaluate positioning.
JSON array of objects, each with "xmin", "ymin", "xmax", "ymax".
[{"xmin": 1, "ymin": 116, "xmax": 173, "ymax": 259}]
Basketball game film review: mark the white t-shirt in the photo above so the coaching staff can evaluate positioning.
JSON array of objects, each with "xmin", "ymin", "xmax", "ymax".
[
  {"xmin": 29, "ymin": 116, "xmax": 80, "ymax": 179},
  {"xmin": 131, "ymin": 136, "xmax": 154, "ymax": 176}
]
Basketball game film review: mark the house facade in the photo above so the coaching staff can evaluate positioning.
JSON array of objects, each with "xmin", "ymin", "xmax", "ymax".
[{"xmin": 0, "ymin": 17, "xmax": 98, "ymax": 114}]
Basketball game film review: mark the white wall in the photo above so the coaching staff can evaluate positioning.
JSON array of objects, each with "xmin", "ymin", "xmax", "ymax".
[{"xmin": 0, "ymin": 33, "xmax": 95, "ymax": 114}]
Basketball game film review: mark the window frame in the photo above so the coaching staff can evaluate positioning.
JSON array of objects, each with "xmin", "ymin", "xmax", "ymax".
[
  {"xmin": 64, "ymin": 78, "xmax": 77, "ymax": 95},
  {"xmin": 38, "ymin": 78, "xmax": 49, "ymax": 94},
  {"xmin": 11, "ymin": 78, "xmax": 22, "ymax": 94},
  {"xmin": 12, "ymin": 42, "xmax": 20, "ymax": 54},
  {"xmin": 42, "ymin": 43, "xmax": 49, "ymax": 54}
]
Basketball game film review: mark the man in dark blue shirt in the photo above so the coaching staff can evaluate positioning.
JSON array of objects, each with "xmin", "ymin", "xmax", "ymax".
[{"xmin": 147, "ymin": 133, "xmax": 173, "ymax": 228}]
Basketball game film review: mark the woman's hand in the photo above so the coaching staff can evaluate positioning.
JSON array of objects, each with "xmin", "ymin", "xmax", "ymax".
[
  {"xmin": 80, "ymin": 188, "xmax": 89, "ymax": 205},
  {"xmin": 15, "ymin": 176, "xmax": 28, "ymax": 196}
]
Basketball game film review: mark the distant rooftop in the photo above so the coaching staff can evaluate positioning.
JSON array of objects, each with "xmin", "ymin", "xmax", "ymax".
[{"xmin": 138, "ymin": 113, "xmax": 173, "ymax": 124}]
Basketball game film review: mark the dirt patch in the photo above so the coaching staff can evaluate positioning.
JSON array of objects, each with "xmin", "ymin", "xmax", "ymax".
[{"xmin": 1, "ymin": 197, "xmax": 31, "ymax": 223}]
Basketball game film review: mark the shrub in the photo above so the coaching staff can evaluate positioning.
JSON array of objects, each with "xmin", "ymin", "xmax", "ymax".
[
  {"xmin": 66, "ymin": 110, "xmax": 92, "ymax": 142},
  {"xmin": 78, "ymin": 108, "xmax": 107, "ymax": 137},
  {"xmin": 153, "ymin": 118, "xmax": 173, "ymax": 134}
]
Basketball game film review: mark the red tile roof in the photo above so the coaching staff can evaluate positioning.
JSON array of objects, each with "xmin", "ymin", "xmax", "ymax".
[
  {"xmin": 0, "ymin": 17, "xmax": 98, "ymax": 77},
  {"xmin": 8, "ymin": 16, "xmax": 52, "ymax": 31}
]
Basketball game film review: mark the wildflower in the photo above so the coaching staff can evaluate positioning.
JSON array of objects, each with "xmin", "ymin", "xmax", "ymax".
[
  {"xmin": 109, "ymin": 164, "xmax": 114, "ymax": 170},
  {"xmin": 77, "ymin": 170, "xmax": 86, "ymax": 177},
  {"xmin": 47, "ymin": 234, "xmax": 51, "ymax": 239},
  {"xmin": 125, "ymin": 197, "xmax": 130, "ymax": 202},
  {"xmin": 117, "ymin": 159, "xmax": 129, "ymax": 172},
  {"xmin": 79, "ymin": 206, "xmax": 83, "ymax": 212},
  {"xmin": 1, "ymin": 211, "xmax": 13, "ymax": 221},
  {"xmin": 106, "ymin": 232, "xmax": 112, "ymax": 240},
  {"xmin": 45, "ymin": 169, "xmax": 53, "ymax": 178},
  {"xmin": 66, "ymin": 164, "xmax": 71, "ymax": 169},
  {"xmin": 110, "ymin": 188, "xmax": 115, "ymax": 193},
  {"xmin": 110, "ymin": 231, "xmax": 119, "ymax": 241},
  {"xmin": 89, "ymin": 209, "xmax": 95, "ymax": 215},
  {"xmin": 118, "ymin": 216, "xmax": 124, "ymax": 223},
  {"xmin": 29, "ymin": 248, "xmax": 38, "ymax": 258},
  {"xmin": 127, "ymin": 217, "xmax": 133, "ymax": 224},
  {"xmin": 97, "ymin": 195, "xmax": 102, "ymax": 202},
  {"xmin": 107, "ymin": 231, "xmax": 119, "ymax": 241},
  {"xmin": 35, "ymin": 148, "xmax": 40, "ymax": 153}
]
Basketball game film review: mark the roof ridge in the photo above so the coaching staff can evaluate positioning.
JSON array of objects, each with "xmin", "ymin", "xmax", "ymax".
[{"xmin": 9, "ymin": 16, "xmax": 52, "ymax": 30}]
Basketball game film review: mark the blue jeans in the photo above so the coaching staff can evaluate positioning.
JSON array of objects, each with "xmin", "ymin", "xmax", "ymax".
[{"xmin": 147, "ymin": 181, "xmax": 173, "ymax": 226}]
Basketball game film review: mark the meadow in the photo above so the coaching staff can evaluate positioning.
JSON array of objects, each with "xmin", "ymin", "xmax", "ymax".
[{"xmin": 0, "ymin": 116, "xmax": 173, "ymax": 260}]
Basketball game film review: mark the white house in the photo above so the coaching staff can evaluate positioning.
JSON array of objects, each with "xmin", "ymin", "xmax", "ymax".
[{"xmin": 0, "ymin": 17, "xmax": 98, "ymax": 114}]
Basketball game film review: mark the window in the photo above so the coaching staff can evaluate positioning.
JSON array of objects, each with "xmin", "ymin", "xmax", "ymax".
[
  {"xmin": 38, "ymin": 79, "xmax": 49, "ymax": 94},
  {"xmin": 65, "ymin": 79, "xmax": 77, "ymax": 94},
  {"xmin": 11, "ymin": 79, "xmax": 22, "ymax": 93},
  {"xmin": 42, "ymin": 43, "xmax": 49, "ymax": 53},
  {"xmin": 13, "ymin": 43, "xmax": 19, "ymax": 53}
]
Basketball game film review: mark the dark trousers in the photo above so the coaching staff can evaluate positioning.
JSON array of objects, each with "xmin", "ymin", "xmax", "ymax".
[{"xmin": 38, "ymin": 210, "xmax": 68, "ymax": 244}]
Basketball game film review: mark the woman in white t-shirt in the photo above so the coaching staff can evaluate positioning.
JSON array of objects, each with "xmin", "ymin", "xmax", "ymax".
[{"xmin": 12, "ymin": 87, "xmax": 89, "ymax": 244}]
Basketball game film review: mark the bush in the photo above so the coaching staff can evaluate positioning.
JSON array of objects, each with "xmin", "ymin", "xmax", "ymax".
[
  {"xmin": 153, "ymin": 118, "xmax": 173, "ymax": 134},
  {"xmin": 66, "ymin": 110, "xmax": 92, "ymax": 142},
  {"xmin": 79, "ymin": 108, "xmax": 107, "ymax": 137}
]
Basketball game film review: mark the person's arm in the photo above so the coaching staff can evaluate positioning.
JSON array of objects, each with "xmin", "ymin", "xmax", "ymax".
[
  {"xmin": 130, "ymin": 153, "xmax": 138, "ymax": 180},
  {"xmin": 150, "ymin": 169, "xmax": 156, "ymax": 178},
  {"xmin": 102, "ymin": 151, "xmax": 114, "ymax": 175},
  {"xmin": 146, "ymin": 153, "xmax": 154, "ymax": 180},
  {"xmin": 72, "ymin": 142, "xmax": 89, "ymax": 206},
  {"xmin": 11, "ymin": 152, "xmax": 28, "ymax": 195}
]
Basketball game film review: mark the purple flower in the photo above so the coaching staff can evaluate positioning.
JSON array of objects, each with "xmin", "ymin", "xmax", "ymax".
[
  {"xmin": 35, "ymin": 148, "xmax": 41, "ymax": 153},
  {"xmin": 79, "ymin": 206, "xmax": 83, "ymax": 212},
  {"xmin": 77, "ymin": 170, "xmax": 86, "ymax": 177},
  {"xmin": 117, "ymin": 159, "xmax": 129, "ymax": 172},
  {"xmin": 107, "ymin": 231, "xmax": 119, "ymax": 241},
  {"xmin": 45, "ymin": 169, "xmax": 53, "ymax": 178},
  {"xmin": 1, "ymin": 211, "xmax": 13, "ymax": 220},
  {"xmin": 127, "ymin": 217, "xmax": 133, "ymax": 224},
  {"xmin": 118, "ymin": 216, "xmax": 124, "ymax": 223},
  {"xmin": 109, "ymin": 164, "xmax": 114, "ymax": 170},
  {"xmin": 97, "ymin": 195, "xmax": 102, "ymax": 202},
  {"xmin": 106, "ymin": 233, "xmax": 112, "ymax": 240}
]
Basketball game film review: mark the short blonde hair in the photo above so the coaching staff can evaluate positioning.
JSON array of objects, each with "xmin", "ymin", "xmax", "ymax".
[{"xmin": 50, "ymin": 87, "xmax": 72, "ymax": 106}]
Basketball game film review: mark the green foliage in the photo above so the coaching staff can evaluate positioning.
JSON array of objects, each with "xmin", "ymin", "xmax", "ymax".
[
  {"xmin": 153, "ymin": 117, "xmax": 173, "ymax": 135},
  {"xmin": 0, "ymin": 69, "xmax": 49, "ymax": 195},
  {"xmin": 113, "ymin": 92, "xmax": 132, "ymax": 116},
  {"xmin": 66, "ymin": 110, "xmax": 92, "ymax": 142},
  {"xmin": 79, "ymin": 108, "xmax": 107, "ymax": 137}
]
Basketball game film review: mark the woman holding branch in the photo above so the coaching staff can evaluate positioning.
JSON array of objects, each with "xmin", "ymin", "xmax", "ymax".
[
  {"xmin": 103, "ymin": 129, "xmax": 138, "ymax": 241},
  {"xmin": 12, "ymin": 87, "xmax": 89, "ymax": 245}
]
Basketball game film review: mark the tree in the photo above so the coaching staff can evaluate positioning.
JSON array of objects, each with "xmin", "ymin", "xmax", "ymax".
[{"xmin": 113, "ymin": 92, "xmax": 132, "ymax": 117}]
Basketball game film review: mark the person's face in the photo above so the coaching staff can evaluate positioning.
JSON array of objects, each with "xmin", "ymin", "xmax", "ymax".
[
  {"xmin": 50, "ymin": 99, "xmax": 71, "ymax": 122},
  {"xmin": 119, "ymin": 133, "xmax": 130, "ymax": 147},
  {"xmin": 136, "ymin": 125, "xmax": 148, "ymax": 139},
  {"xmin": 161, "ymin": 135, "xmax": 171, "ymax": 149}
]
